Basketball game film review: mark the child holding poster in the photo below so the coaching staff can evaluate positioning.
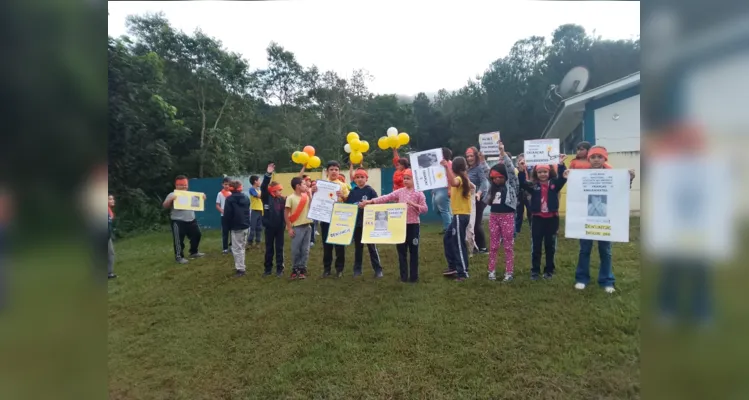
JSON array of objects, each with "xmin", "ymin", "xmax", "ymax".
[
  {"xmin": 311, "ymin": 160, "xmax": 350, "ymax": 278},
  {"xmin": 440, "ymin": 157, "xmax": 473, "ymax": 282},
  {"xmin": 360, "ymin": 169, "xmax": 428, "ymax": 283},
  {"xmin": 518, "ymin": 158, "xmax": 567, "ymax": 280},
  {"xmin": 285, "ymin": 177, "xmax": 313, "ymax": 280},
  {"xmin": 346, "ymin": 168, "xmax": 383, "ymax": 278},
  {"xmin": 162, "ymin": 175, "xmax": 206, "ymax": 264},
  {"xmin": 260, "ymin": 163, "xmax": 286, "ymax": 277},
  {"xmin": 573, "ymin": 146, "xmax": 635, "ymax": 293},
  {"xmin": 483, "ymin": 143, "xmax": 519, "ymax": 282}
]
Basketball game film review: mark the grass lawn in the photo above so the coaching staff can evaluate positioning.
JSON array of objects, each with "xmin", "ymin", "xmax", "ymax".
[{"xmin": 108, "ymin": 218, "xmax": 640, "ymax": 399}]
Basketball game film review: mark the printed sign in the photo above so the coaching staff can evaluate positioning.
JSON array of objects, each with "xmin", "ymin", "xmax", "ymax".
[
  {"xmin": 361, "ymin": 204, "xmax": 408, "ymax": 244},
  {"xmin": 409, "ymin": 148, "xmax": 448, "ymax": 192},
  {"xmin": 173, "ymin": 190, "xmax": 205, "ymax": 211},
  {"xmin": 326, "ymin": 203, "xmax": 358, "ymax": 245},
  {"xmin": 564, "ymin": 169, "xmax": 630, "ymax": 242},
  {"xmin": 478, "ymin": 131, "xmax": 501, "ymax": 155},
  {"xmin": 523, "ymin": 139, "xmax": 560, "ymax": 166},
  {"xmin": 307, "ymin": 180, "xmax": 340, "ymax": 223}
]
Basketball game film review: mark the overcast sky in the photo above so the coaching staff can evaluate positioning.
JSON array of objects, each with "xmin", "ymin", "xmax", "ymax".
[{"xmin": 108, "ymin": 0, "xmax": 640, "ymax": 96}]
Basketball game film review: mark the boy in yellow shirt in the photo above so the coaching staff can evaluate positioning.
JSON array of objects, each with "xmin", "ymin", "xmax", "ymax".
[
  {"xmin": 247, "ymin": 175, "xmax": 264, "ymax": 248},
  {"xmin": 285, "ymin": 177, "xmax": 313, "ymax": 280}
]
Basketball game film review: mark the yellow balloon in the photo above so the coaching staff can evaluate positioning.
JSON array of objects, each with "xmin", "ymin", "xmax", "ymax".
[
  {"xmin": 297, "ymin": 151, "xmax": 309, "ymax": 165},
  {"xmin": 349, "ymin": 138, "xmax": 361, "ymax": 152},
  {"xmin": 387, "ymin": 136, "xmax": 399, "ymax": 149},
  {"xmin": 347, "ymin": 132, "xmax": 359, "ymax": 144},
  {"xmin": 308, "ymin": 156, "xmax": 321, "ymax": 168},
  {"xmin": 377, "ymin": 137, "xmax": 388, "ymax": 150},
  {"xmin": 291, "ymin": 151, "xmax": 301, "ymax": 163},
  {"xmin": 398, "ymin": 132, "xmax": 410, "ymax": 146},
  {"xmin": 359, "ymin": 140, "xmax": 370, "ymax": 153},
  {"xmin": 350, "ymin": 151, "xmax": 363, "ymax": 164}
]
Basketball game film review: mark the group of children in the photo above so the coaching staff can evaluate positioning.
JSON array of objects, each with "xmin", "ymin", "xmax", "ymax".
[{"xmin": 158, "ymin": 140, "xmax": 634, "ymax": 292}]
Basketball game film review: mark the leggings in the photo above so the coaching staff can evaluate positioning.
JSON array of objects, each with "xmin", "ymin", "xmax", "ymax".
[{"xmin": 488, "ymin": 213, "xmax": 515, "ymax": 275}]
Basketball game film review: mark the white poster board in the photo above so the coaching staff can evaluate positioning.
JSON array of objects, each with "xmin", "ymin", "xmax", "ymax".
[
  {"xmin": 306, "ymin": 180, "xmax": 340, "ymax": 223},
  {"xmin": 644, "ymin": 157, "xmax": 734, "ymax": 261},
  {"xmin": 478, "ymin": 131, "xmax": 501, "ymax": 156},
  {"xmin": 565, "ymin": 169, "xmax": 630, "ymax": 242},
  {"xmin": 409, "ymin": 148, "xmax": 448, "ymax": 192},
  {"xmin": 524, "ymin": 139, "xmax": 560, "ymax": 166}
]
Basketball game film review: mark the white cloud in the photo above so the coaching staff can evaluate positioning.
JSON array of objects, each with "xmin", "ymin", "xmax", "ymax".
[{"xmin": 108, "ymin": 0, "xmax": 639, "ymax": 95}]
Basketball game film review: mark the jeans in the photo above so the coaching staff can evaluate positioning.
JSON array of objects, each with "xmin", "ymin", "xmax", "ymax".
[
  {"xmin": 248, "ymin": 211, "xmax": 263, "ymax": 244},
  {"xmin": 575, "ymin": 240, "xmax": 614, "ymax": 287},
  {"xmin": 432, "ymin": 188, "xmax": 452, "ymax": 232},
  {"xmin": 657, "ymin": 260, "xmax": 712, "ymax": 323},
  {"xmin": 291, "ymin": 224, "xmax": 312, "ymax": 274}
]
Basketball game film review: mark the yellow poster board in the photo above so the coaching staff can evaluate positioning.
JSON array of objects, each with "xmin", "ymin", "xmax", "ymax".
[
  {"xmin": 361, "ymin": 203, "xmax": 407, "ymax": 244},
  {"xmin": 325, "ymin": 203, "xmax": 359, "ymax": 245},
  {"xmin": 173, "ymin": 190, "xmax": 205, "ymax": 211}
]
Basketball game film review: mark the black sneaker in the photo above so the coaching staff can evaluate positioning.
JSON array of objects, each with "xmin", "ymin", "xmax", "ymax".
[
  {"xmin": 108, "ymin": 273, "xmax": 117, "ymax": 280},
  {"xmin": 276, "ymin": 270, "xmax": 284, "ymax": 278},
  {"xmin": 321, "ymin": 271, "xmax": 331, "ymax": 278},
  {"xmin": 189, "ymin": 252, "xmax": 205, "ymax": 259},
  {"xmin": 374, "ymin": 270, "xmax": 383, "ymax": 279},
  {"xmin": 234, "ymin": 270, "xmax": 246, "ymax": 278},
  {"xmin": 352, "ymin": 270, "xmax": 363, "ymax": 278},
  {"xmin": 543, "ymin": 272, "xmax": 553, "ymax": 280},
  {"xmin": 477, "ymin": 248, "xmax": 489, "ymax": 255},
  {"xmin": 442, "ymin": 268, "xmax": 457, "ymax": 276},
  {"xmin": 530, "ymin": 273, "xmax": 540, "ymax": 281}
]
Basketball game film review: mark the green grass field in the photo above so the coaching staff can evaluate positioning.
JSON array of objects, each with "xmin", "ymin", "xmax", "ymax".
[{"xmin": 108, "ymin": 219, "xmax": 641, "ymax": 399}]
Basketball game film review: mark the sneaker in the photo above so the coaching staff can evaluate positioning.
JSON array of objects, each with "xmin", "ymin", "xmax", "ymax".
[
  {"xmin": 298, "ymin": 273, "xmax": 306, "ymax": 280},
  {"xmin": 604, "ymin": 286, "xmax": 616, "ymax": 294},
  {"xmin": 176, "ymin": 258, "xmax": 189, "ymax": 264},
  {"xmin": 290, "ymin": 273, "xmax": 298, "ymax": 280},
  {"xmin": 309, "ymin": 242, "xmax": 315, "ymax": 248},
  {"xmin": 530, "ymin": 273, "xmax": 540, "ymax": 281},
  {"xmin": 374, "ymin": 270, "xmax": 384, "ymax": 279},
  {"xmin": 543, "ymin": 272, "xmax": 553, "ymax": 280},
  {"xmin": 108, "ymin": 273, "xmax": 117, "ymax": 280},
  {"xmin": 234, "ymin": 270, "xmax": 246, "ymax": 278},
  {"xmin": 477, "ymin": 248, "xmax": 489, "ymax": 255},
  {"xmin": 455, "ymin": 277, "xmax": 466, "ymax": 282},
  {"xmin": 488, "ymin": 271, "xmax": 496, "ymax": 281},
  {"xmin": 315, "ymin": 231, "xmax": 321, "ymax": 236},
  {"xmin": 336, "ymin": 271, "xmax": 344, "ymax": 279},
  {"xmin": 276, "ymin": 270, "xmax": 284, "ymax": 278},
  {"xmin": 352, "ymin": 270, "xmax": 362, "ymax": 278},
  {"xmin": 189, "ymin": 252, "xmax": 205, "ymax": 259},
  {"xmin": 442, "ymin": 268, "xmax": 457, "ymax": 276},
  {"xmin": 574, "ymin": 283, "xmax": 586, "ymax": 290},
  {"xmin": 321, "ymin": 271, "xmax": 331, "ymax": 278},
  {"xmin": 503, "ymin": 274, "xmax": 513, "ymax": 282},
  {"xmin": 262, "ymin": 271, "xmax": 272, "ymax": 277},
  {"xmin": 222, "ymin": 249, "xmax": 229, "ymax": 255}
]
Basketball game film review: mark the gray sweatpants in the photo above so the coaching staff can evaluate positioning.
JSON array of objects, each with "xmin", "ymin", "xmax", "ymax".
[
  {"xmin": 107, "ymin": 238, "xmax": 115, "ymax": 275},
  {"xmin": 291, "ymin": 224, "xmax": 312, "ymax": 273},
  {"xmin": 231, "ymin": 229, "xmax": 249, "ymax": 271}
]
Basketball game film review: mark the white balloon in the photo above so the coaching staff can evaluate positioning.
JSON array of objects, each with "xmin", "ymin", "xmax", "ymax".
[
  {"xmin": 344, "ymin": 143, "xmax": 352, "ymax": 153},
  {"xmin": 387, "ymin": 127, "xmax": 398, "ymax": 137}
]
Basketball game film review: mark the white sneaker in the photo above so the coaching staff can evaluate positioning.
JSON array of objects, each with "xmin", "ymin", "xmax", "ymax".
[
  {"xmin": 488, "ymin": 271, "xmax": 496, "ymax": 281},
  {"xmin": 604, "ymin": 286, "xmax": 616, "ymax": 294},
  {"xmin": 503, "ymin": 274, "xmax": 513, "ymax": 282},
  {"xmin": 574, "ymin": 283, "xmax": 586, "ymax": 290}
]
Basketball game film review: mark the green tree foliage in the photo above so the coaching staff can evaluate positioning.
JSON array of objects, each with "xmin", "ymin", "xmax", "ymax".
[{"xmin": 108, "ymin": 13, "xmax": 639, "ymax": 231}]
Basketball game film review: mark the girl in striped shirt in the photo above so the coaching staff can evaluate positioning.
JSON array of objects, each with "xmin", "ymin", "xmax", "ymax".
[{"xmin": 360, "ymin": 169, "xmax": 428, "ymax": 282}]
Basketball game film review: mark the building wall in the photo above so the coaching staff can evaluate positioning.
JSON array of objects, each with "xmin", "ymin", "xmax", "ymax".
[{"xmin": 593, "ymin": 94, "xmax": 641, "ymax": 153}]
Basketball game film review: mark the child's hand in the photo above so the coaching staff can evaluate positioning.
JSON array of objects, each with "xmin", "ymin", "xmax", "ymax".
[
  {"xmin": 288, "ymin": 228, "xmax": 295, "ymax": 238},
  {"xmin": 202, "ymin": 194, "xmax": 207, "ymax": 200},
  {"xmin": 558, "ymin": 154, "xmax": 566, "ymax": 164},
  {"xmin": 563, "ymin": 170, "xmax": 570, "ymax": 179},
  {"xmin": 407, "ymin": 201, "xmax": 419, "ymax": 208},
  {"xmin": 359, "ymin": 200, "xmax": 369, "ymax": 208},
  {"xmin": 440, "ymin": 159, "xmax": 449, "ymax": 167},
  {"xmin": 311, "ymin": 183, "xmax": 318, "ymax": 193},
  {"xmin": 267, "ymin": 163, "xmax": 276, "ymax": 174}
]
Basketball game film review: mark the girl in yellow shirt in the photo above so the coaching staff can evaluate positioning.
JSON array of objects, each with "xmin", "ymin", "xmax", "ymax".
[{"xmin": 440, "ymin": 156, "xmax": 473, "ymax": 281}]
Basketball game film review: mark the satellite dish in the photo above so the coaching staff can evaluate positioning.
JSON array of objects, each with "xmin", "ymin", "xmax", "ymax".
[{"xmin": 558, "ymin": 66, "xmax": 590, "ymax": 98}]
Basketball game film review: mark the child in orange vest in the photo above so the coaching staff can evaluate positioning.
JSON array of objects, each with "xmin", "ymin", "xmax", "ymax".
[{"xmin": 285, "ymin": 177, "xmax": 313, "ymax": 280}]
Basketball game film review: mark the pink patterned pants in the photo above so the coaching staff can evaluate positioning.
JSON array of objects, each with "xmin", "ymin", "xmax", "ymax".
[{"xmin": 488, "ymin": 213, "xmax": 515, "ymax": 274}]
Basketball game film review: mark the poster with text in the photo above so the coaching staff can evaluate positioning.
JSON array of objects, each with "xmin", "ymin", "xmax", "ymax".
[
  {"xmin": 524, "ymin": 139, "xmax": 560, "ymax": 166},
  {"xmin": 361, "ymin": 204, "xmax": 407, "ymax": 244},
  {"xmin": 478, "ymin": 131, "xmax": 501, "ymax": 155},
  {"xmin": 326, "ymin": 203, "xmax": 358, "ymax": 245},
  {"xmin": 565, "ymin": 169, "xmax": 630, "ymax": 242},
  {"xmin": 307, "ymin": 180, "xmax": 340, "ymax": 223},
  {"xmin": 173, "ymin": 190, "xmax": 205, "ymax": 211},
  {"xmin": 409, "ymin": 148, "xmax": 447, "ymax": 192}
]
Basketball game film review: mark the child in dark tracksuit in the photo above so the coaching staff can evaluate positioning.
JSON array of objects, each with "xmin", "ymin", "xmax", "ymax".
[
  {"xmin": 260, "ymin": 163, "xmax": 286, "ymax": 277},
  {"xmin": 346, "ymin": 168, "xmax": 383, "ymax": 278},
  {"xmin": 223, "ymin": 181, "xmax": 251, "ymax": 277},
  {"xmin": 518, "ymin": 160, "xmax": 567, "ymax": 280}
]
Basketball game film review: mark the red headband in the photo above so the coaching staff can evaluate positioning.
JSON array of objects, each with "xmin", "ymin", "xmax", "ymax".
[
  {"xmin": 175, "ymin": 179, "xmax": 188, "ymax": 186},
  {"xmin": 233, "ymin": 185, "xmax": 243, "ymax": 193},
  {"xmin": 269, "ymin": 183, "xmax": 283, "ymax": 191},
  {"xmin": 465, "ymin": 148, "xmax": 476, "ymax": 156},
  {"xmin": 588, "ymin": 147, "xmax": 609, "ymax": 161},
  {"xmin": 535, "ymin": 165, "xmax": 551, "ymax": 172},
  {"xmin": 354, "ymin": 169, "xmax": 368, "ymax": 178},
  {"xmin": 490, "ymin": 169, "xmax": 505, "ymax": 178}
]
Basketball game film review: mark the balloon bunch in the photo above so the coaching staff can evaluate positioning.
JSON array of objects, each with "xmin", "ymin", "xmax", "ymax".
[
  {"xmin": 377, "ymin": 127, "xmax": 409, "ymax": 150},
  {"xmin": 343, "ymin": 132, "xmax": 370, "ymax": 164},
  {"xmin": 291, "ymin": 146, "xmax": 322, "ymax": 169}
]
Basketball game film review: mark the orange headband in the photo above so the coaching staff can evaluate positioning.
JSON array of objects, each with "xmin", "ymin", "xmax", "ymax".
[
  {"xmin": 465, "ymin": 148, "xmax": 476, "ymax": 156},
  {"xmin": 490, "ymin": 169, "xmax": 505, "ymax": 178},
  {"xmin": 354, "ymin": 169, "xmax": 368, "ymax": 178},
  {"xmin": 269, "ymin": 183, "xmax": 283, "ymax": 191},
  {"xmin": 535, "ymin": 165, "xmax": 551, "ymax": 172},
  {"xmin": 175, "ymin": 179, "xmax": 188, "ymax": 186},
  {"xmin": 588, "ymin": 147, "xmax": 608, "ymax": 161},
  {"xmin": 402, "ymin": 168, "xmax": 413, "ymax": 177}
]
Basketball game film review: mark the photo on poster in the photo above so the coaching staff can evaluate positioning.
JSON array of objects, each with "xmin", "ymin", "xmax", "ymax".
[
  {"xmin": 416, "ymin": 152, "xmax": 439, "ymax": 168},
  {"xmin": 361, "ymin": 203, "xmax": 407, "ymax": 244},
  {"xmin": 587, "ymin": 194, "xmax": 607, "ymax": 217},
  {"xmin": 374, "ymin": 211, "xmax": 388, "ymax": 231},
  {"xmin": 409, "ymin": 148, "xmax": 447, "ymax": 192},
  {"xmin": 191, "ymin": 196, "xmax": 201, "ymax": 208}
]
